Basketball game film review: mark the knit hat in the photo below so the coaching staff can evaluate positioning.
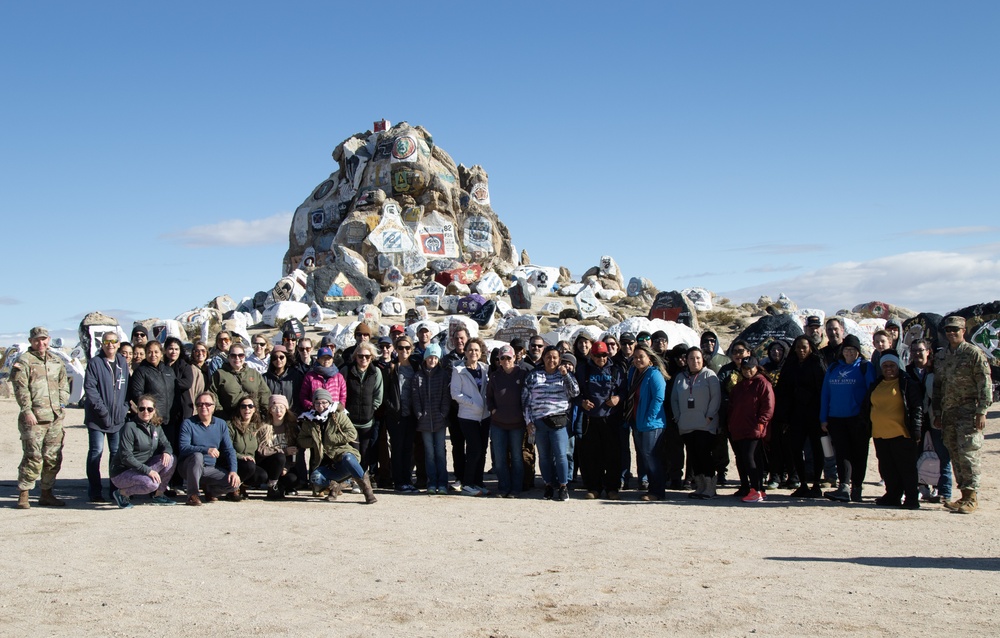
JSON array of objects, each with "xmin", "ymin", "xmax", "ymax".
[
  {"xmin": 312, "ymin": 388, "xmax": 333, "ymax": 403},
  {"xmin": 269, "ymin": 394, "xmax": 289, "ymax": 409},
  {"xmin": 424, "ymin": 344, "xmax": 442, "ymax": 359},
  {"xmin": 879, "ymin": 353, "xmax": 901, "ymax": 370},
  {"xmin": 354, "ymin": 323, "xmax": 372, "ymax": 336},
  {"xmin": 841, "ymin": 334, "xmax": 862, "ymax": 351},
  {"xmin": 560, "ymin": 353, "xmax": 577, "ymax": 367}
]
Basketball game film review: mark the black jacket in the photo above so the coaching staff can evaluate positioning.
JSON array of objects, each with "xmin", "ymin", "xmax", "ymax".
[
  {"xmin": 861, "ymin": 373, "xmax": 924, "ymax": 442},
  {"xmin": 128, "ymin": 360, "xmax": 176, "ymax": 425}
]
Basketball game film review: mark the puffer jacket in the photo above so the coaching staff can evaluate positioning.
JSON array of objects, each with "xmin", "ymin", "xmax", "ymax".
[
  {"xmin": 128, "ymin": 360, "xmax": 176, "ymax": 425},
  {"xmin": 299, "ymin": 366, "xmax": 347, "ymax": 413},
  {"xmin": 412, "ymin": 364, "xmax": 451, "ymax": 433},
  {"xmin": 728, "ymin": 373, "xmax": 775, "ymax": 441}
]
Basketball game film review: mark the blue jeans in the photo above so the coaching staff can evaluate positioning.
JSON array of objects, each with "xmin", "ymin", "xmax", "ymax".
[
  {"xmin": 927, "ymin": 427, "xmax": 953, "ymax": 499},
  {"xmin": 637, "ymin": 428, "xmax": 666, "ymax": 497},
  {"xmin": 490, "ymin": 426, "xmax": 524, "ymax": 495},
  {"xmin": 619, "ymin": 424, "xmax": 647, "ymax": 487},
  {"xmin": 310, "ymin": 454, "xmax": 364, "ymax": 487},
  {"xmin": 421, "ymin": 430, "xmax": 448, "ymax": 490},
  {"xmin": 87, "ymin": 428, "xmax": 121, "ymax": 499},
  {"xmin": 535, "ymin": 421, "xmax": 569, "ymax": 487}
]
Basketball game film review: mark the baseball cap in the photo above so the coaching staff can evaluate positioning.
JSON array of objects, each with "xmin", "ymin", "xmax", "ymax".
[
  {"xmin": 620, "ymin": 332, "xmax": 636, "ymax": 344},
  {"xmin": 591, "ymin": 341, "xmax": 609, "ymax": 355},
  {"xmin": 317, "ymin": 347, "xmax": 334, "ymax": 358}
]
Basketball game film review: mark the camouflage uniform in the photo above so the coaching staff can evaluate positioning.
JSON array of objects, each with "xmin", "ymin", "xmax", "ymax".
[
  {"xmin": 933, "ymin": 341, "xmax": 992, "ymax": 490},
  {"xmin": 12, "ymin": 348, "xmax": 70, "ymax": 491}
]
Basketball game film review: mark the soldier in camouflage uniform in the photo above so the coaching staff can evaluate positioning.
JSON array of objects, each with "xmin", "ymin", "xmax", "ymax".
[
  {"xmin": 933, "ymin": 316, "xmax": 993, "ymax": 514},
  {"xmin": 12, "ymin": 327, "xmax": 70, "ymax": 509}
]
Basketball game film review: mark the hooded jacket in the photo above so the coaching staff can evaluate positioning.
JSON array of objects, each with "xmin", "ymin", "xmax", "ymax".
[
  {"xmin": 820, "ymin": 357, "xmax": 876, "ymax": 422},
  {"xmin": 774, "ymin": 350, "xmax": 826, "ymax": 431},
  {"xmin": 670, "ymin": 367, "xmax": 721, "ymax": 435},
  {"xmin": 575, "ymin": 356, "xmax": 623, "ymax": 420},
  {"xmin": 83, "ymin": 351, "xmax": 130, "ymax": 433},
  {"xmin": 701, "ymin": 331, "xmax": 730, "ymax": 373}
]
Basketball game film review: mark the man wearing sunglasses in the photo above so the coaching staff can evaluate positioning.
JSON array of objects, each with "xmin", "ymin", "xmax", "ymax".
[
  {"xmin": 933, "ymin": 316, "xmax": 992, "ymax": 514},
  {"xmin": 83, "ymin": 332, "xmax": 131, "ymax": 502}
]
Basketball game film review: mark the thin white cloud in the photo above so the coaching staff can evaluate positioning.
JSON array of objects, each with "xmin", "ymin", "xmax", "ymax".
[
  {"xmin": 162, "ymin": 212, "xmax": 293, "ymax": 247},
  {"xmin": 905, "ymin": 226, "xmax": 1000, "ymax": 237},
  {"xmin": 0, "ymin": 296, "xmax": 19, "ymax": 305},
  {"xmin": 733, "ymin": 243, "xmax": 826, "ymax": 255},
  {"xmin": 722, "ymin": 250, "xmax": 1000, "ymax": 315},
  {"xmin": 747, "ymin": 264, "xmax": 802, "ymax": 274}
]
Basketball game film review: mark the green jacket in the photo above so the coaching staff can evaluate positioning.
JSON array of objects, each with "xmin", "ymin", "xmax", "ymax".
[
  {"xmin": 933, "ymin": 341, "xmax": 992, "ymax": 415},
  {"xmin": 297, "ymin": 407, "xmax": 359, "ymax": 472},
  {"xmin": 11, "ymin": 349, "xmax": 69, "ymax": 424},
  {"xmin": 208, "ymin": 363, "xmax": 271, "ymax": 421},
  {"xmin": 227, "ymin": 421, "xmax": 260, "ymax": 458}
]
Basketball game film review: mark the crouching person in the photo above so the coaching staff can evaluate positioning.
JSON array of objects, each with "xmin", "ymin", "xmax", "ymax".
[
  {"xmin": 179, "ymin": 391, "xmax": 241, "ymax": 506},
  {"xmin": 109, "ymin": 395, "xmax": 176, "ymax": 508},
  {"xmin": 298, "ymin": 388, "xmax": 376, "ymax": 504}
]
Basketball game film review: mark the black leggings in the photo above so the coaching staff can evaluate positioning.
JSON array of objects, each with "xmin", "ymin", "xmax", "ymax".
[
  {"xmin": 787, "ymin": 425, "xmax": 825, "ymax": 487},
  {"xmin": 682, "ymin": 430, "xmax": 715, "ymax": 477},
  {"xmin": 827, "ymin": 415, "xmax": 869, "ymax": 491},
  {"xmin": 733, "ymin": 439, "xmax": 763, "ymax": 491},
  {"xmin": 254, "ymin": 452, "xmax": 286, "ymax": 482},
  {"xmin": 236, "ymin": 458, "xmax": 268, "ymax": 486},
  {"xmin": 352, "ymin": 424, "xmax": 378, "ymax": 474}
]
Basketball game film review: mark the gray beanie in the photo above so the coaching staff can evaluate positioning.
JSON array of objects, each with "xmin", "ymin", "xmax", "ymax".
[{"xmin": 312, "ymin": 388, "xmax": 333, "ymax": 404}]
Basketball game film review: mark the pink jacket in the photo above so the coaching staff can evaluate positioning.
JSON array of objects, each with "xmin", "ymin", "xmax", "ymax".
[{"xmin": 300, "ymin": 370, "xmax": 347, "ymax": 412}]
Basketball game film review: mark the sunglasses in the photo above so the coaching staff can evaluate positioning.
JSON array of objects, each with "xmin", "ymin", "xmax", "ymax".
[
  {"xmin": 593, "ymin": 353, "xmax": 608, "ymax": 359},
  {"xmin": 500, "ymin": 355, "xmax": 514, "ymax": 361},
  {"xmin": 196, "ymin": 402, "xmax": 215, "ymax": 407},
  {"xmin": 239, "ymin": 404, "xmax": 255, "ymax": 410},
  {"xmin": 103, "ymin": 340, "xmax": 119, "ymax": 345},
  {"xmin": 298, "ymin": 346, "xmax": 312, "ymax": 352},
  {"xmin": 230, "ymin": 353, "xmax": 245, "ymax": 359},
  {"xmin": 396, "ymin": 345, "xmax": 412, "ymax": 351},
  {"xmin": 379, "ymin": 344, "xmax": 394, "ymax": 349},
  {"xmin": 637, "ymin": 337, "xmax": 651, "ymax": 342},
  {"xmin": 530, "ymin": 344, "xmax": 544, "ymax": 349},
  {"xmin": 356, "ymin": 354, "xmax": 372, "ymax": 360},
  {"xmin": 137, "ymin": 407, "xmax": 155, "ymax": 413},
  {"xmin": 253, "ymin": 342, "xmax": 267, "ymax": 347},
  {"xmin": 273, "ymin": 354, "xmax": 286, "ymax": 359},
  {"xmin": 944, "ymin": 327, "xmax": 961, "ymax": 333}
]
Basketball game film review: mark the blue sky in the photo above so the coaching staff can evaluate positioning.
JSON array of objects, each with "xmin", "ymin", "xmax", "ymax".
[{"xmin": 2, "ymin": 2, "xmax": 998, "ymax": 342}]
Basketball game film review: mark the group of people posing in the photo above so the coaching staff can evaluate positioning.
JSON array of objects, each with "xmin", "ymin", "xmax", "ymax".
[{"xmin": 12, "ymin": 312, "xmax": 992, "ymax": 514}]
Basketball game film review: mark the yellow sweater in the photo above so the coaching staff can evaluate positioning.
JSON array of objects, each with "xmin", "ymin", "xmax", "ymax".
[{"xmin": 870, "ymin": 379, "xmax": 908, "ymax": 439}]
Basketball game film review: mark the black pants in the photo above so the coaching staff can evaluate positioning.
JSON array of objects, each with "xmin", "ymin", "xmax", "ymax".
[
  {"xmin": 254, "ymin": 452, "xmax": 286, "ymax": 482},
  {"xmin": 459, "ymin": 417, "xmax": 490, "ymax": 488},
  {"xmin": 389, "ymin": 415, "xmax": 417, "ymax": 488},
  {"xmin": 682, "ymin": 430, "xmax": 715, "ymax": 477},
  {"xmin": 874, "ymin": 436, "xmax": 918, "ymax": 503},
  {"xmin": 787, "ymin": 425, "xmax": 824, "ymax": 487},
  {"xmin": 579, "ymin": 415, "xmax": 621, "ymax": 493},
  {"xmin": 449, "ymin": 413, "xmax": 466, "ymax": 483},
  {"xmin": 236, "ymin": 458, "xmax": 269, "ymax": 487},
  {"xmin": 827, "ymin": 415, "xmax": 869, "ymax": 492},
  {"xmin": 764, "ymin": 424, "xmax": 787, "ymax": 479},
  {"xmin": 662, "ymin": 421, "xmax": 684, "ymax": 483},
  {"xmin": 733, "ymin": 439, "xmax": 763, "ymax": 491},
  {"xmin": 353, "ymin": 423, "xmax": 378, "ymax": 475},
  {"xmin": 375, "ymin": 416, "xmax": 392, "ymax": 487},
  {"xmin": 712, "ymin": 427, "xmax": 731, "ymax": 477}
]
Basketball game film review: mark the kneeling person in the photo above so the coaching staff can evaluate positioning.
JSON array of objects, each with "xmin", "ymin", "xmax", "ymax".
[
  {"xmin": 179, "ymin": 392, "xmax": 240, "ymax": 505},
  {"xmin": 109, "ymin": 395, "xmax": 177, "ymax": 508},
  {"xmin": 298, "ymin": 389, "xmax": 376, "ymax": 504}
]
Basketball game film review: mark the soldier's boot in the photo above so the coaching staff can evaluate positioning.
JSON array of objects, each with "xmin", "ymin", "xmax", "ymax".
[
  {"xmin": 358, "ymin": 473, "xmax": 377, "ymax": 504},
  {"xmin": 957, "ymin": 490, "xmax": 978, "ymax": 515},
  {"xmin": 39, "ymin": 489, "xmax": 66, "ymax": 507},
  {"xmin": 16, "ymin": 490, "xmax": 30, "ymax": 510},
  {"xmin": 944, "ymin": 489, "xmax": 970, "ymax": 511}
]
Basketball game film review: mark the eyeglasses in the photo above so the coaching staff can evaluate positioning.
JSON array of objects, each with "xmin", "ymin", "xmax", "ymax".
[
  {"xmin": 230, "ymin": 353, "xmax": 245, "ymax": 359},
  {"xmin": 196, "ymin": 402, "xmax": 215, "ymax": 407},
  {"xmin": 137, "ymin": 407, "xmax": 154, "ymax": 413},
  {"xmin": 239, "ymin": 404, "xmax": 255, "ymax": 410}
]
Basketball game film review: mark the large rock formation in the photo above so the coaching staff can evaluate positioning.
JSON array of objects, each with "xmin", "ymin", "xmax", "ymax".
[{"xmin": 283, "ymin": 121, "xmax": 518, "ymax": 312}]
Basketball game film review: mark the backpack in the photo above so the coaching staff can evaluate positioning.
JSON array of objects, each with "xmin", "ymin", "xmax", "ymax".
[{"xmin": 916, "ymin": 430, "xmax": 940, "ymax": 486}]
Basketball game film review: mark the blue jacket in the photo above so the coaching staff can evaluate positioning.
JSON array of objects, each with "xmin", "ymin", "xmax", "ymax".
[
  {"xmin": 575, "ymin": 357, "xmax": 623, "ymax": 420},
  {"xmin": 628, "ymin": 367, "xmax": 666, "ymax": 432},
  {"xmin": 179, "ymin": 416, "xmax": 237, "ymax": 473},
  {"xmin": 83, "ymin": 351, "xmax": 130, "ymax": 433},
  {"xmin": 820, "ymin": 358, "xmax": 876, "ymax": 422}
]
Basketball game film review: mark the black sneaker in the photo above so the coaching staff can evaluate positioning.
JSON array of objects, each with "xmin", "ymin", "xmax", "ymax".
[
  {"xmin": 555, "ymin": 485, "xmax": 569, "ymax": 501},
  {"xmin": 543, "ymin": 485, "xmax": 554, "ymax": 500}
]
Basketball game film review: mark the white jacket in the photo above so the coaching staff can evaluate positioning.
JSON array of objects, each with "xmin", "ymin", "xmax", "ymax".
[{"xmin": 451, "ymin": 362, "xmax": 490, "ymax": 421}]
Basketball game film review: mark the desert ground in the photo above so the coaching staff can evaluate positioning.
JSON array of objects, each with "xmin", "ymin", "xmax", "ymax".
[{"xmin": 1, "ymin": 398, "xmax": 998, "ymax": 637}]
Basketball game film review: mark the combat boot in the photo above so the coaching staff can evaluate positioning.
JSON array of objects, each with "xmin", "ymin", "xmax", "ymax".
[
  {"xmin": 358, "ymin": 473, "xmax": 377, "ymax": 504},
  {"xmin": 957, "ymin": 491, "xmax": 978, "ymax": 515},
  {"xmin": 944, "ymin": 489, "xmax": 970, "ymax": 511},
  {"xmin": 17, "ymin": 490, "xmax": 30, "ymax": 510},
  {"xmin": 38, "ymin": 489, "xmax": 66, "ymax": 507}
]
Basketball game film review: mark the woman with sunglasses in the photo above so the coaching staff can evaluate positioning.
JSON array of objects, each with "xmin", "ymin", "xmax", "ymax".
[
  {"xmin": 380, "ymin": 336, "xmax": 418, "ymax": 492},
  {"xmin": 342, "ymin": 342, "xmax": 383, "ymax": 479},
  {"xmin": 109, "ymin": 394, "xmax": 177, "ymax": 508},
  {"xmin": 128, "ymin": 341, "xmax": 176, "ymax": 435},
  {"xmin": 451, "ymin": 337, "xmax": 492, "ymax": 496},
  {"xmin": 227, "ymin": 394, "xmax": 268, "ymax": 499},
  {"xmin": 208, "ymin": 343, "xmax": 271, "ymax": 421},
  {"xmin": 264, "ymin": 344, "xmax": 302, "ymax": 408}
]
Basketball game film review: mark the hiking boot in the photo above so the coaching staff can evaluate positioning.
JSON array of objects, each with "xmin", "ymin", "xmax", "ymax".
[
  {"xmin": 17, "ymin": 490, "xmax": 30, "ymax": 510},
  {"xmin": 957, "ymin": 490, "xmax": 978, "ymax": 515},
  {"xmin": 358, "ymin": 473, "xmax": 377, "ymax": 504},
  {"xmin": 943, "ymin": 490, "xmax": 968, "ymax": 511},
  {"xmin": 39, "ymin": 489, "xmax": 66, "ymax": 507},
  {"xmin": 825, "ymin": 485, "xmax": 851, "ymax": 503}
]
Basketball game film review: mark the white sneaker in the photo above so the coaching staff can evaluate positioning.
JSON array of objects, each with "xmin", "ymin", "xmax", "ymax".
[
  {"xmin": 350, "ymin": 480, "xmax": 361, "ymax": 495},
  {"xmin": 449, "ymin": 481, "xmax": 463, "ymax": 492},
  {"xmin": 461, "ymin": 485, "xmax": 484, "ymax": 496}
]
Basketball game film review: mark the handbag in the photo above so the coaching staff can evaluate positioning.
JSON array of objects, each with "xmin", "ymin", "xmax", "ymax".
[{"xmin": 916, "ymin": 430, "xmax": 940, "ymax": 486}]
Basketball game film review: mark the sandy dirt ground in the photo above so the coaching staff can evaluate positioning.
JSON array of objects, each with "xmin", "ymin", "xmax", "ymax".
[{"xmin": 1, "ymin": 398, "xmax": 998, "ymax": 637}]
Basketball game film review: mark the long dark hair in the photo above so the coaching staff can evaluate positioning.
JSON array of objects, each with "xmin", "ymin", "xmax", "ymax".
[{"xmin": 163, "ymin": 336, "xmax": 190, "ymax": 364}]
